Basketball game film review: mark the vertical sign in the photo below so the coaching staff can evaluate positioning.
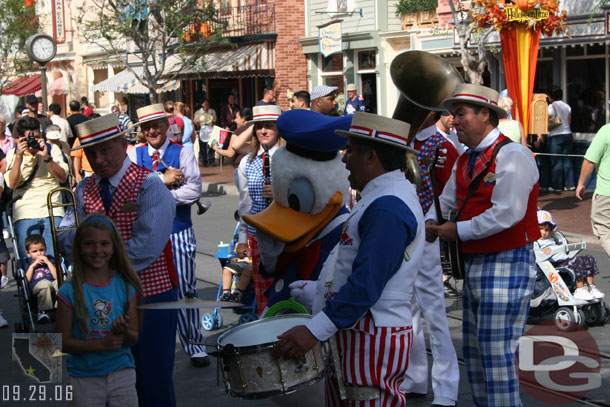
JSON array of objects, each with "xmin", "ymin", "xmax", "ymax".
[
  {"xmin": 318, "ymin": 20, "xmax": 342, "ymax": 58},
  {"xmin": 52, "ymin": 0, "xmax": 66, "ymax": 44}
]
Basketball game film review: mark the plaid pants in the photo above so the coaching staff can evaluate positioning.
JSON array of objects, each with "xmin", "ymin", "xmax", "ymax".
[
  {"xmin": 247, "ymin": 234, "xmax": 273, "ymax": 315},
  {"xmin": 463, "ymin": 245, "xmax": 536, "ymax": 407}
]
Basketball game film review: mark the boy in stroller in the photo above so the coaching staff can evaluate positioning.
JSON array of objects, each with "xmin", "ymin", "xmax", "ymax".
[
  {"xmin": 537, "ymin": 210, "xmax": 604, "ymax": 301},
  {"xmin": 24, "ymin": 233, "xmax": 58, "ymax": 323}
]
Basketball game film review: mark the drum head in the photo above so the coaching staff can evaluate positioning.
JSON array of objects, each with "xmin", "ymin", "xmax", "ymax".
[{"xmin": 218, "ymin": 314, "xmax": 312, "ymax": 348}]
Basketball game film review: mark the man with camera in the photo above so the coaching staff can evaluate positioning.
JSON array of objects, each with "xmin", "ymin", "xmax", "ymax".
[{"xmin": 5, "ymin": 116, "xmax": 68, "ymax": 258}]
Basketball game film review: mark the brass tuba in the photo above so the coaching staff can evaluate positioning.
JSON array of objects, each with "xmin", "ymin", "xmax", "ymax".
[{"xmin": 390, "ymin": 51, "xmax": 464, "ymax": 189}]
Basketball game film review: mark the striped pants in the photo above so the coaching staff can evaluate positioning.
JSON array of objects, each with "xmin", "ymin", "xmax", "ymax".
[
  {"xmin": 248, "ymin": 234, "xmax": 274, "ymax": 315},
  {"xmin": 171, "ymin": 227, "xmax": 206, "ymax": 356},
  {"xmin": 326, "ymin": 314, "xmax": 413, "ymax": 407},
  {"xmin": 463, "ymin": 246, "xmax": 536, "ymax": 407}
]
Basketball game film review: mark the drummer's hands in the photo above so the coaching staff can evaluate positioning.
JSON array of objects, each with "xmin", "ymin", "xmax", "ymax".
[
  {"xmin": 236, "ymin": 243, "xmax": 249, "ymax": 259},
  {"xmin": 289, "ymin": 281, "xmax": 316, "ymax": 312},
  {"xmin": 272, "ymin": 326, "xmax": 317, "ymax": 359}
]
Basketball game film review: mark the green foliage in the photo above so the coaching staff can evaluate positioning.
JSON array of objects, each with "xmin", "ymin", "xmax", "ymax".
[
  {"xmin": 395, "ymin": 0, "xmax": 438, "ymax": 16},
  {"xmin": 77, "ymin": 0, "xmax": 226, "ymax": 101},
  {"xmin": 0, "ymin": 0, "xmax": 40, "ymax": 93}
]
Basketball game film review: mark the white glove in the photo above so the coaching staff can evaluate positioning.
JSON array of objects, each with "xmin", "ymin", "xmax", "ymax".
[
  {"xmin": 288, "ymin": 280, "xmax": 317, "ymax": 313},
  {"xmin": 256, "ymin": 229, "xmax": 285, "ymax": 272}
]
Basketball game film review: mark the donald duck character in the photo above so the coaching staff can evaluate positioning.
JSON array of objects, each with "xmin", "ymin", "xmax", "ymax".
[{"xmin": 242, "ymin": 109, "xmax": 352, "ymax": 311}]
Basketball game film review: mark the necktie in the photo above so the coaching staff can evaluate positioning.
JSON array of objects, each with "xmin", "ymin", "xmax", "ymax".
[
  {"xmin": 100, "ymin": 178, "xmax": 112, "ymax": 214},
  {"xmin": 152, "ymin": 150, "xmax": 160, "ymax": 171},
  {"xmin": 468, "ymin": 150, "xmax": 480, "ymax": 178}
]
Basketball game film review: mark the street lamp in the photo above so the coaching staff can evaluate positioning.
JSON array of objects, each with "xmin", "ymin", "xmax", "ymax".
[{"xmin": 25, "ymin": 34, "xmax": 57, "ymax": 111}]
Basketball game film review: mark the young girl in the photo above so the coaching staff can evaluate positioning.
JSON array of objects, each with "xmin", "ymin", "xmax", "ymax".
[
  {"xmin": 56, "ymin": 214, "xmax": 143, "ymax": 406},
  {"xmin": 537, "ymin": 210, "xmax": 605, "ymax": 301}
]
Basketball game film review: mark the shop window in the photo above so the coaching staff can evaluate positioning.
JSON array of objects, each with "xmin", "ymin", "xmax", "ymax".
[
  {"xmin": 566, "ymin": 46, "xmax": 584, "ymax": 57},
  {"xmin": 534, "ymin": 60, "xmax": 553, "ymax": 95},
  {"xmin": 322, "ymin": 53, "xmax": 343, "ymax": 72},
  {"xmin": 587, "ymin": 44, "xmax": 606, "ymax": 55},
  {"xmin": 358, "ymin": 51, "xmax": 375, "ymax": 70},
  {"xmin": 567, "ymin": 58, "xmax": 606, "ymax": 133}
]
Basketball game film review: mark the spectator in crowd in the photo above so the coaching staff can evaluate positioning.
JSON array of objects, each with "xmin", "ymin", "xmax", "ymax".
[
  {"xmin": 343, "ymin": 83, "xmax": 366, "ymax": 115},
  {"xmin": 212, "ymin": 107, "xmax": 253, "ymax": 188},
  {"xmin": 6, "ymin": 116, "xmax": 68, "ymax": 258},
  {"xmin": 194, "ymin": 98, "xmax": 216, "ymax": 167},
  {"xmin": 576, "ymin": 122, "xmax": 610, "ymax": 259},
  {"xmin": 80, "ymin": 97, "xmax": 94, "ymax": 118},
  {"xmin": 11, "ymin": 95, "xmax": 52, "ymax": 140},
  {"xmin": 70, "ymin": 136, "xmax": 94, "ymax": 184},
  {"xmin": 164, "ymin": 101, "xmax": 184, "ymax": 144},
  {"xmin": 291, "ymin": 91, "xmax": 310, "ymax": 110},
  {"xmin": 8, "ymin": 105, "xmax": 24, "ymax": 134},
  {"xmin": 310, "ymin": 86, "xmax": 339, "ymax": 116},
  {"xmin": 497, "ymin": 95, "xmax": 526, "ymax": 145},
  {"xmin": 37, "ymin": 102, "xmax": 45, "ymax": 116},
  {"xmin": 220, "ymin": 94, "xmax": 239, "ymax": 131},
  {"xmin": 174, "ymin": 102, "xmax": 194, "ymax": 151},
  {"xmin": 255, "ymin": 88, "xmax": 275, "ymax": 106},
  {"xmin": 118, "ymin": 101, "xmax": 133, "ymax": 131},
  {"xmin": 548, "ymin": 86, "xmax": 574, "ymax": 191},
  {"xmin": 0, "ymin": 114, "xmax": 14, "ymax": 155},
  {"xmin": 48, "ymin": 103, "xmax": 73, "ymax": 144},
  {"xmin": 67, "ymin": 100, "xmax": 88, "ymax": 147}
]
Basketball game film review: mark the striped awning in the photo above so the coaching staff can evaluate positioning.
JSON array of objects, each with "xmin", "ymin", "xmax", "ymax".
[
  {"xmin": 2, "ymin": 75, "xmax": 42, "ymax": 96},
  {"xmin": 91, "ymin": 67, "xmax": 180, "ymax": 94}
]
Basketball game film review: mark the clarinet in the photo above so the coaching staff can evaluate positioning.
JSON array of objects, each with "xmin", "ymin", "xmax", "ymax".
[{"xmin": 263, "ymin": 144, "xmax": 272, "ymax": 207}]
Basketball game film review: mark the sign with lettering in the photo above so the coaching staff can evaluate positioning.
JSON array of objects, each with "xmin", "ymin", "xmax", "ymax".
[
  {"xmin": 504, "ymin": 6, "xmax": 550, "ymax": 23},
  {"xmin": 318, "ymin": 20, "xmax": 342, "ymax": 58},
  {"xmin": 52, "ymin": 0, "xmax": 66, "ymax": 44},
  {"xmin": 530, "ymin": 94, "xmax": 548, "ymax": 135}
]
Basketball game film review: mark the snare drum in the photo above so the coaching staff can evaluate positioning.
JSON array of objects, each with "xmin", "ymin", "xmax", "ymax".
[{"xmin": 217, "ymin": 314, "xmax": 328, "ymax": 399}]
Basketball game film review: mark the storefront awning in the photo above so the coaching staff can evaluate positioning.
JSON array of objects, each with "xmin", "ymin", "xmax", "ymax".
[
  {"xmin": 91, "ymin": 67, "xmax": 180, "ymax": 94},
  {"xmin": 167, "ymin": 43, "xmax": 275, "ymax": 79},
  {"xmin": 2, "ymin": 75, "xmax": 42, "ymax": 96}
]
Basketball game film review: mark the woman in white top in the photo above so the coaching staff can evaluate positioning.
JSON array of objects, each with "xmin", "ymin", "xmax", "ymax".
[
  {"xmin": 497, "ymin": 95, "xmax": 526, "ymax": 145},
  {"xmin": 547, "ymin": 86, "xmax": 574, "ymax": 191},
  {"xmin": 193, "ymin": 98, "xmax": 217, "ymax": 167}
]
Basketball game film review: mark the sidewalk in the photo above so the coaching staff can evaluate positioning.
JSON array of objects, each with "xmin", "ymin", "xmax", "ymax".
[{"xmin": 200, "ymin": 163, "xmax": 600, "ymax": 243}]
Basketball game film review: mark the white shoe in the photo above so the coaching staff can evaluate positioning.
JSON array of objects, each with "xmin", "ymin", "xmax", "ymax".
[
  {"xmin": 0, "ymin": 276, "xmax": 7, "ymax": 288},
  {"xmin": 573, "ymin": 286, "xmax": 595, "ymax": 301},
  {"xmin": 588, "ymin": 285, "xmax": 605, "ymax": 299},
  {"xmin": 0, "ymin": 312, "xmax": 7, "ymax": 328},
  {"xmin": 37, "ymin": 311, "xmax": 49, "ymax": 323}
]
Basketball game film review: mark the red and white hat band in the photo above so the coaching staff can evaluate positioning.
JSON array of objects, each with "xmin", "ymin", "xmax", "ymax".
[
  {"xmin": 138, "ymin": 111, "xmax": 166, "ymax": 122},
  {"xmin": 453, "ymin": 93, "xmax": 498, "ymax": 106},
  {"xmin": 253, "ymin": 113, "xmax": 280, "ymax": 121},
  {"xmin": 350, "ymin": 125, "xmax": 407, "ymax": 146},
  {"xmin": 80, "ymin": 126, "xmax": 121, "ymax": 146}
]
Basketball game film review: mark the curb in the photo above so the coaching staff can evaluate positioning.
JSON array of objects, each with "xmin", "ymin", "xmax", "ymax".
[{"xmin": 202, "ymin": 181, "xmax": 239, "ymax": 197}]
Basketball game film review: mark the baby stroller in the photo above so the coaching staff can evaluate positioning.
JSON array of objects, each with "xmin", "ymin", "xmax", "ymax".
[
  {"xmin": 201, "ymin": 218, "xmax": 257, "ymax": 331},
  {"xmin": 8, "ymin": 188, "xmax": 75, "ymax": 333},
  {"xmin": 529, "ymin": 231, "xmax": 607, "ymax": 330}
]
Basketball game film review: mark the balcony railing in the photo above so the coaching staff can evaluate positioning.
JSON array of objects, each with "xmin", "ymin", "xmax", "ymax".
[{"xmin": 185, "ymin": 3, "xmax": 276, "ymax": 41}]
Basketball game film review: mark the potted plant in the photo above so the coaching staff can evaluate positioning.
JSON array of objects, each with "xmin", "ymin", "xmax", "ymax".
[{"xmin": 395, "ymin": 0, "xmax": 438, "ymax": 28}]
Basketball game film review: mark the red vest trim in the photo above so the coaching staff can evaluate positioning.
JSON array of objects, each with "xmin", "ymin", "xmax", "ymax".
[
  {"xmin": 83, "ymin": 163, "xmax": 177, "ymax": 296},
  {"xmin": 455, "ymin": 135, "xmax": 541, "ymax": 253}
]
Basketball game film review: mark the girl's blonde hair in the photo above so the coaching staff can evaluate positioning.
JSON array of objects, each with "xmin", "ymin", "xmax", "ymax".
[
  {"xmin": 70, "ymin": 214, "xmax": 143, "ymax": 336},
  {"xmin": 248, "ymin": 121, "xmax": 284, "ymax": 162},
  {"xmin": 174, "ymin": 102, "xmax": 186, "ymax": 115}
]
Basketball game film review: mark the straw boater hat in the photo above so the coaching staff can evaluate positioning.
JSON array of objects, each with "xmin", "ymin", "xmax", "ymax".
[
  {"xmin": 335, "ymin": 112, "xmax": 417, "ymax": 154},
  {"xmin": 442, "ymin": 83, "xmax": 507, "ymax": 119},
  {"xmin": 72, "ymin": 113, "xmax": 131, "ymax": 150},
  {"xmin": 133, "ymin": 103, "xmax": 172, "ymax": 126},
  {"xmin": 346, "ymin": 83, "xmax": 357, "ymax": 92},
  {"xmin": 247, "ymin": 105, "xmax": 282, "ymax": 125}
]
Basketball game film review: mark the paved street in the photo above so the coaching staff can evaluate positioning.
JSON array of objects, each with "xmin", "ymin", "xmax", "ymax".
[{"xmin": 0, "ymin": 187, "xmax": 609, "ymax": 406}]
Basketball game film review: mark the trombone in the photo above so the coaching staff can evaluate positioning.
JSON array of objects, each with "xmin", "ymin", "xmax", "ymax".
[{"xmin": 47, "ymin": 187, "xmax": 79, "ymax": 286}]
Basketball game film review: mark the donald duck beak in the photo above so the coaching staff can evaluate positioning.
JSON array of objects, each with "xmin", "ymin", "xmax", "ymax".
[{"xmin": 242, "ymin": 192, "xmax": 344, "ymax": 253}]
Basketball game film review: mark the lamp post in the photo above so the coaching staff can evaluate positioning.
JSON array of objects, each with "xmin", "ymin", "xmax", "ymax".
[{"xmin": 25, "ymin": 33, "xmax": 57, "ymax": 110}]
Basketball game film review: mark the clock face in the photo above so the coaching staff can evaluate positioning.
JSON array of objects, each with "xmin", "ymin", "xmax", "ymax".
[{"xmin": 32, "ymin": 37, "xmax": 55, "ymax": 62}]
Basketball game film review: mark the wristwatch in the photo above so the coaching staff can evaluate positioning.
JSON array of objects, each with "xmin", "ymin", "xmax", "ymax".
[{"xmin": 43, "ymin": 156, "xmax": 53, "ymax": 163}]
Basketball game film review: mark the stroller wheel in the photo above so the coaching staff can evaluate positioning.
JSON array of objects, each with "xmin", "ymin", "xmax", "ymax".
[
  {"xmin": 554, "ymin": 307, "xmax": 578, "ymax": 331},
  {"xmin": 238, "ymin": 313, "xmax": 257, "ymax": 325},
  {"xmin": 583, "ymin": 305, "xmax": 599, "ymax": 326},
  {"xmin": 201, "ymin": 313, "xmax": 215, "ymax": 331},
  {"xmin": 215, "ymin": 313, "xmax": 223, "ymax": 329}
]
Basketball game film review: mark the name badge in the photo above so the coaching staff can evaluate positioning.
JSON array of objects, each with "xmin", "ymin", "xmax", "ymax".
[{"xmin": 122, "ymin": 202, "xmax": 137, "ymax": 213}]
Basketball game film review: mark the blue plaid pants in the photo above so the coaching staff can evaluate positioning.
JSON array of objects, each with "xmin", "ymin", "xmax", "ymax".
[{"xmin": 463, "ymin": 245, "xmax": 536, "ymax": 407}]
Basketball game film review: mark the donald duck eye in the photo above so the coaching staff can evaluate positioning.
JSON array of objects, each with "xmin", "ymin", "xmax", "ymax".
[{"xmin": 287, "ymin": 178, "xmax": 315, "ymax": 213}]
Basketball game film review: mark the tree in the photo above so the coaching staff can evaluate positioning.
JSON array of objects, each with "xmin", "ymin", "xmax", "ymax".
[
  {"xmin": 77, "ymin": 0, "xmax": 226, "ymax": 102},
  {"xmin": 447, "ymin": 0, "xmax": 495, "ymax": 84},
  {"xmin": 0, "ymin": 0, "xmax": 40, "ymax": 94}
]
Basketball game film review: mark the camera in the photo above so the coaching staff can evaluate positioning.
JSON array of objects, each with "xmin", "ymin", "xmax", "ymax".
[{"xmin": 26, "ymin": 135, "xmax": 41, "ymax": 150}]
